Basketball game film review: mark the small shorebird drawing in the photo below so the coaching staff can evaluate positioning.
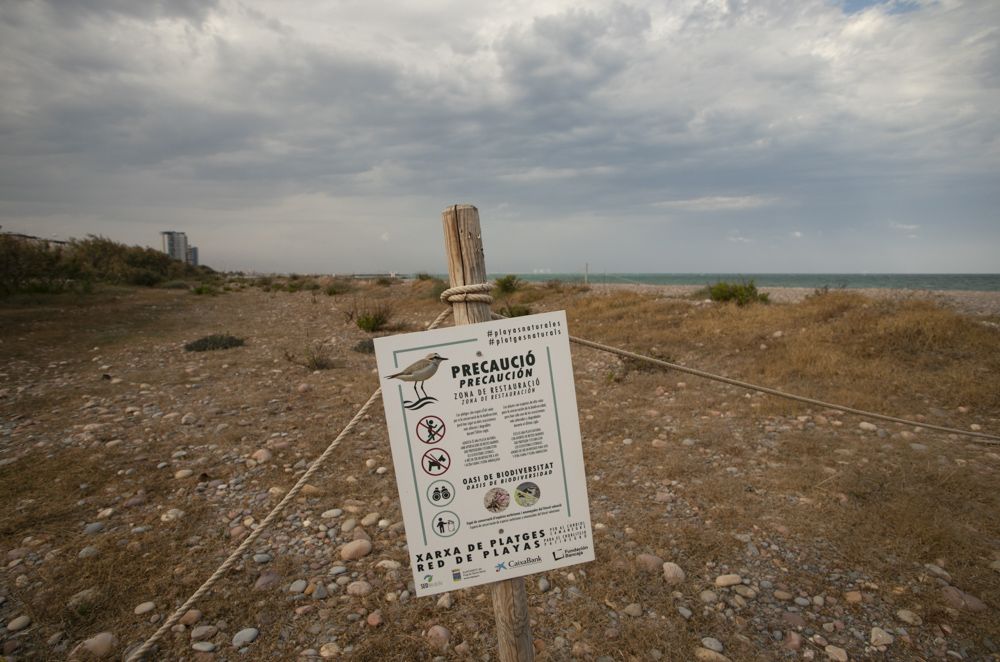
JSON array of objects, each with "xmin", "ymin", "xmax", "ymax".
[{"xmin": 386, "ymin": 352, "xmax": 448, "ymax": 410}]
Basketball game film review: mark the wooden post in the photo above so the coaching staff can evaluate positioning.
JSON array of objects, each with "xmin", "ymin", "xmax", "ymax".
[{"xmin": 441, "ymin": 204, "xmax": 535, "ymax": 662}]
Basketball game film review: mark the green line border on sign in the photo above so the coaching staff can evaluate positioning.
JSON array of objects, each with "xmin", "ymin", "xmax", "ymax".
[
  {"xmin": 391, "ymin": 336, "xmax": 478, "ymax": 546},
  {"xmin": 546, "ymin": 346, "xmax": 572, "ymax": 517},
  {"xmin": 393, "ymin": 338, "xmax": 478, "ymax": 368},
  {"xmin": 398, "ymin": 385, "xmax": 427, "ymax": 545}
]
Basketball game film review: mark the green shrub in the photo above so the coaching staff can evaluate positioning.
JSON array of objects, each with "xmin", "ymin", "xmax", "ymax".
[
  {"xmin": 355, "ymin": 301, "xmax": 394, "ymax": 332},
  {"xmin": 494, "ymin": 274, "xmax": 523, "ymax": 294},
  {"xmin": 707, "ymin": 280, "xmax": 770, "ymax": 306},
  {"xmin": 415, "ymin": 272, "xmax": 435, "ymax": 281},
  {"xmin": 192, "ymin": 284, "xmax": 218, "ymax": 296},
  {"xmin": 352, "ymin": 338, "xmax": 376, "ymax": 354},
  {"xmin": 161, "ymin": 280, "xmax": 191, "ymax": 290},
  {"xmin": 325, "ymin": 279, "xmax": 353, "ymax": 296},
  {"xmin": 500, "ymin": 303, "xmax": 533, "ymax": 318},
  {"xmin": 375, "ymin": 276, "xmax": 398, "ymax": 287},
  {"xmin": 284, "ymin": 342, "xmax": 340, "ymax": 370},
  {"xmin": 184, "ymin": 334, "xmax": 244, "ymax": 352}
]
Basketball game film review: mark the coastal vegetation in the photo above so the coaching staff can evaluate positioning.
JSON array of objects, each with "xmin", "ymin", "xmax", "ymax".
[{"xmin": 0, "ymin": 234, "xmax": 214, "ymax": 296}]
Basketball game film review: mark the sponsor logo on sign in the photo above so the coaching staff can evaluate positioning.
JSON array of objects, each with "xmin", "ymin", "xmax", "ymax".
[
  {"xmin": 495, "ymin": 562, "xmax": 507, "ymax": 572},
  {"xmin": 452, "ymin": 569, "xmax": 462, "ymax": 582},
  {"xmin": 552, "ymin": 546, "xmax": 589, "ymax": 561},
  {"xmin": 509, "ymin": 555, "xmax": 543, "ymax": 569}
]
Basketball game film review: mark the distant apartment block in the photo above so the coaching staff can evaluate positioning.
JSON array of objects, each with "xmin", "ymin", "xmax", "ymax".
[{"xmin": 160, "ymin": 231, "xmax": 198, "ymax": 265}]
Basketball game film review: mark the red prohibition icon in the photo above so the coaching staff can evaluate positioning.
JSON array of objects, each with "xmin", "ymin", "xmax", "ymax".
[
  {"xmin": 421, "ymin": 448, "xmax": 451, "ymax": 476},
  {"xmin": 416, "ymin": 415, "xmax": 446, "ymax": 444}
]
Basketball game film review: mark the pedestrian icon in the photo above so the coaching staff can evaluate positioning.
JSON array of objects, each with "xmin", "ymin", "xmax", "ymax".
[
  {"xmin": 426, "ymin": 480, "xmax": 455, "ymax": 507},
  {"xmin": 416, "ymin": 415, "xmax": 446, "ymax": 444},
  {"xmin": 430, "ymin": 510, "xmax": 460, "ymax": 538},
  {"xmin": 421, "ymin": 449, "xmax": 451, "ymax": 476}
]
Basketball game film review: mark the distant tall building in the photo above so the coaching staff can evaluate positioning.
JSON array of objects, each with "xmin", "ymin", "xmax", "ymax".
[
  {"xmin": 160, "ymin": 231, "xmax": 188, "ymax": 262},
  {"xmin": 186, "ymin": 245, "xmax": 199, "ymax": 266}
]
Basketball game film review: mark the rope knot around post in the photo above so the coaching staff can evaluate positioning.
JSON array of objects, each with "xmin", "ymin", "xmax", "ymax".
[{"xmin": 439, "ymin": 282, "xmax": 494, "ymax": 305}]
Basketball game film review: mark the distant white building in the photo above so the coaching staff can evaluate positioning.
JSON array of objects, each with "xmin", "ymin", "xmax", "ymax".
[{"xmin": 161, "ymin": 231, "xmax": 198, "ymax": 265}]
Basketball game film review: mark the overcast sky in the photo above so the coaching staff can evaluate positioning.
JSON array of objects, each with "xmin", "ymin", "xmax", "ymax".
[{"xmin": 1, "ymin": 0, "xmax": 998, "ymax": 274}]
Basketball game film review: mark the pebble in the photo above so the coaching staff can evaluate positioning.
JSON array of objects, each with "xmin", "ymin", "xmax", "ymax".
[
  {"xmin": 940, "ymin": 585, "xmax": 987, "ymax": 611},
  {"xmin": 78, "ymin": 546, "xmax": 100, "ymax": 559},
  {"xmin": 870, "ymin": 627, "xmax": 894, "ymax": 646},
  {"xmin": 714, "ymin": 574, "xmax": 741, "ymax": 587},
  {"xmin": 289, "ymin": 579, "xmax": 308, "ymax": 594},
  {"xmin": 191, "ymin": 625, "xmax": 218, "ymax": 640},
  {"xmin": 319, "ymin": 642, "xmax": 341, "ymax": 657},
  {"xmin": 232, "ymin": 627, "xmax": 259, "ymax": 647},
  {"xmin": 160, "ymin": 508, "xmax": 185, "ymax": 522},
  {"xmin": 774, "ymin": 590, "xmax": 793, "ymax": 601},
  {"xmin": 340, "ymin": 539, "xmax": 372, "ymax": 561},
  {"xmin": 321, "ymin": 509, "xmax": 343, "ymax": 519},
  {"xmin": 538, "ymin": 577, "xmax": 551, "ymax": 592},
  {"xmin": 133, "ymin": 601, "xmax": 155, "ymax": 615},
  {"xmin": 859, "ymin": 421, "xmax": 877, "ymax": 432},
  {"xmin": 251, "ymin": 449, "xmax": 273, "ymax": 463},
  {"xmin": 437, "ymin": 593, "xmax": 454, "ymax": 609},
  {"xmin": 701, "ymin": 637, "xmax": 724, "ymax": 652},
  {"xmin": 180, "ymin": 609, "xmax": 203, "ymax": 625},
  {"xmin": 623, "ymin": 602, "xmax": 643, "ymax": 617},
  {"xmin": 174, "ymin": 469, "xmax": 194, "ymax": 479},
  {"xmin": 896, "ymin": 609, "xmax": 922, "ymax": 625},
  {"xmin": 693, "ymin": 647, "xmax": 730, "ymax": 661},
  {"xmin": 83, "ymin": 522, "xmax": 105, "ymax": 535},
  {"xmin": 254, "ymin": 571, "xmax": 281, "ymax": 591},
  {"xmin": 6, "ymin": 615, "xmax": 31, "ymax": 632},
  {"xmin": 699, "ymin": 590, "xmax": 718, "ymax": 604},
  {"xmin": 426, "ymin": 624, "xmax": 450, "ymax": 650},
  {"xmin": 677, "ymin": 606, "xmax": 693, "ymax": 619},
  {"xmin": 192, "ymin": 642, "xmax": 216, "ymax": 652},
  {"xmin": 77, "ymin": 632, "xmax": 117, "ymax": 658},
  {"xmin": 347, "ymin": 580, "xmax": 372, "ymax": 596},
  {"xmin": 824, "ymin": 644, "xmax": 848, "ymax": 661},
  {"xmin": 662, "ymin": 562, "xmax": 686, "ymax": 584},
  {"xmin": 367, "ymin": 611, "xmax": 383, "ymax": 627},
  {"xmin": 636, "ymin": 553, "xmax": 664, "ymax": 573}
]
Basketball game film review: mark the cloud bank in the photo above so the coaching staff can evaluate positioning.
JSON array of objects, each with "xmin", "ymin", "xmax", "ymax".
[{"xmin": 1, "ymin": 0, "xmax": 997, "ymax": 273}]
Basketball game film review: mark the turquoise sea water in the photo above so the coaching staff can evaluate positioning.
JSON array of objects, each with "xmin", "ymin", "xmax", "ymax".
[{"xmin": 495, "ymin": 273, "xmax": 1000, "ymax": 292}]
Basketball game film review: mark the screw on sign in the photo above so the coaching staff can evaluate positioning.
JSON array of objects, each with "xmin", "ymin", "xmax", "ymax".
[
  {"xmin": 421, "ymin": 449, "xmax": 451, "ymax": 476},
  {"xmin": 416, "ymin": 415, "xmax": 446, "ymax": 444}
]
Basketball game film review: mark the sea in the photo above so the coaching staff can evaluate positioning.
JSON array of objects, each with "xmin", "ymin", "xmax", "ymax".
[{"xmin": 496, "ymin": 273, "xmax": 1000, "ymax": 292}]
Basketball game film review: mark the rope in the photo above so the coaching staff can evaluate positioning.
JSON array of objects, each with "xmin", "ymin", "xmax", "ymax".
[
  {"xmin": 124, "ymin": 293, "xmax": 476, "ymax": 660},
  {"xmin": 562, "ymin": 333, "xmax": 1000, "ymax": 445},
  {"xmin": 128, "ymin": 280, "xmax": 996, "ymax": 657}
]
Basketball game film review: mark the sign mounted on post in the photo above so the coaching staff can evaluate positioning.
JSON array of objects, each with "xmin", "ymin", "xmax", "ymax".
[{"xmin": 375, "ymin": 310, "xmax": 594, "ymax": 596}]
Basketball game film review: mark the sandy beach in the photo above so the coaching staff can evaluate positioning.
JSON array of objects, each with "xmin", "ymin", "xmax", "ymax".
[{"xmin": 588, "ymin": 282, "xmax": 1000, "ymax": 317}]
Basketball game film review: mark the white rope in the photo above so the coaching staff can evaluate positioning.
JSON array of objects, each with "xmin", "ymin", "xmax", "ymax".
[{"xmin": 127, "ymin": 281, "xmax": 996, "ymax": 657}]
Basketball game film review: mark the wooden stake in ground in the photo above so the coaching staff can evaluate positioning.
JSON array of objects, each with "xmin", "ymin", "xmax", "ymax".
[{"xmin": 441, "ymin": 204, "xmax": 535, "ymax": 662}]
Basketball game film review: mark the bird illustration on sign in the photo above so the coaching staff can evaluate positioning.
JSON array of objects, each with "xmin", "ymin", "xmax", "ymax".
[{"xmin": 385, "ymin": 352, "xmax": 448, "ymax": 410}]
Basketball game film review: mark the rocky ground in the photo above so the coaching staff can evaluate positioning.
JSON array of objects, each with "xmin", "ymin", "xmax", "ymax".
[{"xmin": 1, "ymin": 282, "xmax": 998, "ymax": 660}]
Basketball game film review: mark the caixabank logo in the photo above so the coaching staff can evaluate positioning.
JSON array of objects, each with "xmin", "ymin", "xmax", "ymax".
[
  {"xmin": 552, "ymin": 546, "xmax": 589, "ymax": 561},
  {"xmin": 497, "ymin": 555, "xmax": 543, "ymax": 572}
]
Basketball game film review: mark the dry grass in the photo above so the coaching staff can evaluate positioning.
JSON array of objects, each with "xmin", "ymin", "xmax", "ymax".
[{"xmin": 1, "ymin": 282, "xmax": 998, "ymax": 659}]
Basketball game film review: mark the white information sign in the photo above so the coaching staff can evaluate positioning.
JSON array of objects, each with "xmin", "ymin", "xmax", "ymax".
[{"xmin": 374, "ymin": 310, "xmax": 594, "ymax": 596}]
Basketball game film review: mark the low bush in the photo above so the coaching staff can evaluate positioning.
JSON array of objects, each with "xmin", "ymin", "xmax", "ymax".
[
  {"xmin": 352, "ymin": 300, "xmax": 394, "ymax": 332},
  {"xmin": 708, "ymin": 280, "xmax": 770, "ymax": 306},
  {"xmin": 352, "ymin": 338, "xmax": 376, "ymax": 354},
  {"xmin": 499, "ymin": 303, "xmax": 533, "ymax": 318},
  {"xmin": 184, "ymin": 334, "xmax": 244, "ymax": 352},
  {"xmin": 160, "ymin": 280, "xmax": 191, "ymax": 290},
  {"xmin": 284, "ymin": 342, "xmax": 340, "ymax": 370},
  {"xmin": 325, "ymin": 279, "xmax": 354, "ymax": 296},
  {"xmin": 494, "ymin": 274, "xmax": 523, "ymax": 294},
  {"xmin": 192, "ymin": 284, "xmax": 218, "ymax": 296}
]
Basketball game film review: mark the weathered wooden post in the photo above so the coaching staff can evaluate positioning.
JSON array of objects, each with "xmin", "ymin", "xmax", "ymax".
[{"xmin": 441, "ymin": 204, "xmax": 534, "ymax": 661}]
